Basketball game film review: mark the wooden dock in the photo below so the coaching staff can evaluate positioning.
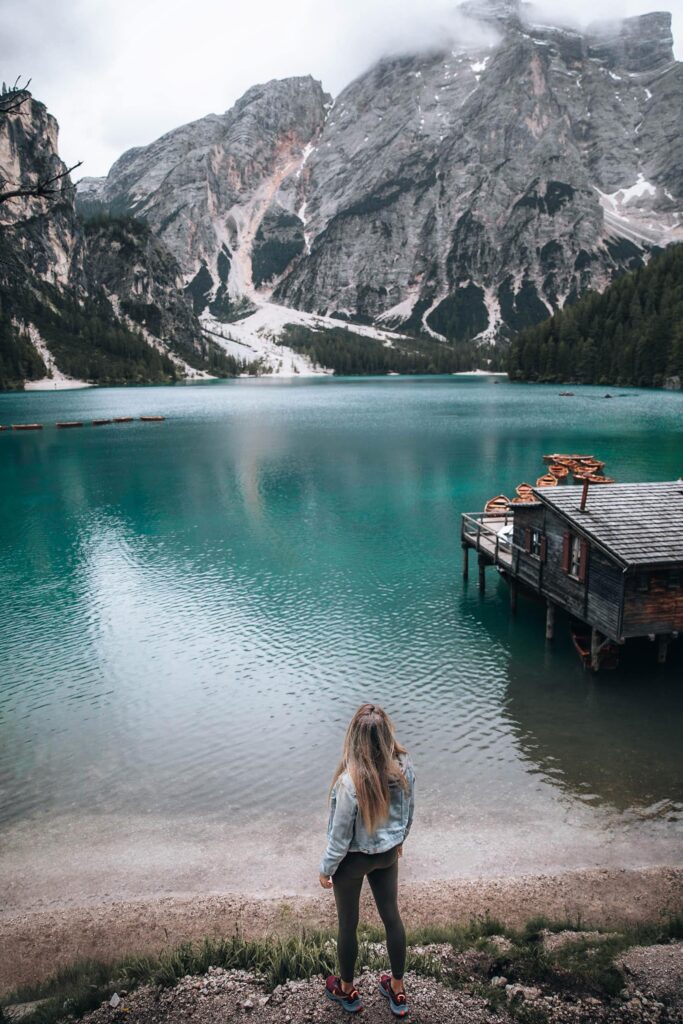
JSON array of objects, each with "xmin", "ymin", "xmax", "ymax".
[{"xmin": 461, "ymin": 512, "xmax": 537, "ymax": 618}]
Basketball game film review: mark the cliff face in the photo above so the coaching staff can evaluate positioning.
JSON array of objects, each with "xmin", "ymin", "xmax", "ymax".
[
  {"xmin": 78, "ymin": 77, "xmax": 332, "ymax": 320},
  {"xmin": 0, "ymin": 94, "xmax": 83, "ymax": 288},
  {"xmin": 0, "ymin": 94, "xmax": 226, "ymax": 388},
  {"xmin": 273, "ymin": 6, "xmax": 683, "ymax": 340}
]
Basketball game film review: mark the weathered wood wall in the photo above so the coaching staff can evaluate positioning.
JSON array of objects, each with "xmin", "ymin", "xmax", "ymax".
[
  {"xmin": 512, "ymin": 504, "xmax": 623, "ymax": 639},
  {"xmin": 623, "ymin": 569, "xmax": 683, "ymax": 636}
]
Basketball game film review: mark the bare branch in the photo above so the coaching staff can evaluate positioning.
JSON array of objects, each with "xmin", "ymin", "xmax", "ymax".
[
  {"xmin": 0, "ymin": 161, "xmax": 83, "ymax": 206},
  {"xmin": 0, "ymin": 77, "xmax": 32, "ymax": 116}
]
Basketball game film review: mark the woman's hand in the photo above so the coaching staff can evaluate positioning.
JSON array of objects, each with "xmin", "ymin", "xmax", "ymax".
[{"xmin": 319, "ymin": 873, "xmax": 333, "ymax": 889}]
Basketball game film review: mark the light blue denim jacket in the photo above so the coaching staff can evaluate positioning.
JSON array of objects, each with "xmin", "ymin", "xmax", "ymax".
[{"xmin": 319, "ymin": 756, "xmax": 415, "ymax": 877}]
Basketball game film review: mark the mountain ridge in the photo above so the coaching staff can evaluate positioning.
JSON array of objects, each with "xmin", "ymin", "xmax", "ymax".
[
  {"xmin": 78, "ymin": 2, "xmax": 683, "ymax": 356},
  {"xmin": 2, "ymin": 2, "xmax": 682, "ymax": 387}
]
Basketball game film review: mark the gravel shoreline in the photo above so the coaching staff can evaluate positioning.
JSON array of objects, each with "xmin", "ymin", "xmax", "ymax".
[
  {"xmin": 13, "ymin": 938, "xmax": 682, "ymax": 1024},
  {"xmin": 2, "ymin": 865, "xmax": 682, "ymax": 995}
]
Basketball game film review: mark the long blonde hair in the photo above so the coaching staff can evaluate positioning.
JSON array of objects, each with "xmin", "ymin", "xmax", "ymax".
[{"xmin": 330, "ymin": 703, "xmax": 408, "ymax": 834}]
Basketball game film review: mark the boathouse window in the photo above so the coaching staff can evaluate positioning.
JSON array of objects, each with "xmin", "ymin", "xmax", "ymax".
[
  {"xmin": 637, "ymin": 573, "xmax": 650, "ymax": 593},
  {"xmin": 524, "ymin": 527, "xmax": 546, "ymax": 560},
  {"xmin": 562, "ymin": 531, "xmax": 588, "ymax": 582}
]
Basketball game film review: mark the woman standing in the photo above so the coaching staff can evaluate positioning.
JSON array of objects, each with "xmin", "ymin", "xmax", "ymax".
[{"xmin": 319, "ymin": 703, "xmax": 415, "ymax": 1016}]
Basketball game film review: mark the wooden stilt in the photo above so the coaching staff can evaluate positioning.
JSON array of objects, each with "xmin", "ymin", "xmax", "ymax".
[
  {"xmin": 510, "ymin": 579, "xmax": 518, "ymax": 614},
  {"xmin": 478, "ymin": 555, "xmax": 486, "ymax": 593},
  {"xmin": 590, "ymin": 627, "xmax": 601, "ymax": 671},
  {"xmin": 657, "ymin": 635, "xmax": 669, "ymax": 665},
  {"xmin": 545, "ymin": 600, "xmax": 555, "ymax": 641},
  {"xmin": 462, "ymin": 544, "xmax": 469, "ymax": 581}
]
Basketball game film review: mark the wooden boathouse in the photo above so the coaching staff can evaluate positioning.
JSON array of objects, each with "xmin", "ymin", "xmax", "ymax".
[{"xmin": 461, "ymin": 480, "xmax": 683, "ymax": 670}]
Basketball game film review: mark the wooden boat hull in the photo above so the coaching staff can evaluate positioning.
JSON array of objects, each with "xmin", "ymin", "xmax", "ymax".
[
  {"xmin": 113, "ymin": 417, "xmax": 134, "ymax": 423},
  {"xmin": 571, "ymin": 625, "xmax": 619, "ymax": 671},
  {"xmin": 484, "ymin": 495, "xmax": 511, "ymax": 516},
  {"xmin": 536, "ymin": 474, "xmax": 558, "ymax": 487},
  {"xmin": 140, "ymin": 416, "xmax": 165, "ymax": 422},
  {"xmin": 548, "ymin": 464, "xmax": 569, "ymax": 479},
  {"xmin": 56, "ymin": 422, "xmax": 83, "ymax": 428},
  {"xmin": 92, "ymin": 419, "xmax": 113, "ymax": 426},
  {"xmin": 12, "ymin": 424, "xmax": 43, "ymax": 431},
  {"xmin": 544, "ymin": 453, "xmax": 594, "ymax": 464}
]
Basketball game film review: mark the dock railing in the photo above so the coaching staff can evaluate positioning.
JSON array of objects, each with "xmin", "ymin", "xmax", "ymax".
[
  {"xmin": 460, "ymin": 511, "xmax": 522, "ymax": 572},
  {"xmin": 461, "ymin": 511, "xmax": 546, "ymax": 594}
]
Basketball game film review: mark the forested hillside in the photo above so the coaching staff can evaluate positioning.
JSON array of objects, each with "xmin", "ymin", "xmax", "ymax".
[
  {"xmin": 279, "ymin": 325, "xmax": 503, "ymax": 375},
  {"xmin": 507, "ymin": 244, "xmax": 683, "ymax": 388}
]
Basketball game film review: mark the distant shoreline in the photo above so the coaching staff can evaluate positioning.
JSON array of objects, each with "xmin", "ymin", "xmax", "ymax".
[
  {"xmin": 4, "ymin": 370, "xmax": 509, "ymax": 394},
  {"xmin": 451, "ymin": 369, "xmax": 507, "ymax": 375}
]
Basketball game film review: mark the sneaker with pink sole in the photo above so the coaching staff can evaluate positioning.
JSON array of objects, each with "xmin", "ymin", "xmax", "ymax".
[
  {"xmin": 325, "ymin": 975, "xmax": 363, "ymax": 1013},
  {"xmin": 379, "ymin": 974, "xmax": 409, "ymax": 1017}
]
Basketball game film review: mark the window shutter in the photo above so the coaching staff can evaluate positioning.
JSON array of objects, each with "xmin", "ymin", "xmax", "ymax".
[
  {"xmin": 561, "ymin": 532, "xmax": 571, "ymax": 572},
  {"xmin": 524, "ymin": 527, "xmax": 532, "ymax": 553},
  {"xmin": 540, "ymin": 536, "xmax": 548, "ymax": 563},
  {"xmin": 578, "ymin": 539, "xmax": 589, "ymax": 583}
]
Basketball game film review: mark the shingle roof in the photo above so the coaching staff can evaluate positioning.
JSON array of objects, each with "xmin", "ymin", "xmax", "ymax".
[{"xmin": 534, "ymin": 481, "xmax": 683, "ymax": 568}]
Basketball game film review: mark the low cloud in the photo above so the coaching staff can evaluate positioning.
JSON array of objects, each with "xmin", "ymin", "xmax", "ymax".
[{"xmin": 1, "ymin": 0, "xmax": 679, "ymax": 177}]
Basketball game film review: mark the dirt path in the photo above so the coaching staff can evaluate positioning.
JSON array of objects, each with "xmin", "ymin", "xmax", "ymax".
[{"xmin": 2, "ymin": 866, "xmax": 682, "ymax": 995}]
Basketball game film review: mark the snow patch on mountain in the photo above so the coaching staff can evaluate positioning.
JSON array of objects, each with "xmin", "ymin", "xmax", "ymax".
[
  {"xmin": 421, "ymin": 295, "xmax": 450, "ymax": 343},
  {"xmin": 201, "ymin": 301, "xmax": 411, "ymax": 376},
  {"xmin": 473, "ymin": 286, "xmax": 504, "ymax": 343},
  {"xmin": 19, "ymin": 324, "xmax": 94, "ymax": 390},
  {"xmin": 376, "ymin": 291, "xmax": 420, "ymax": 325},
  {"xmin": 470, "ymin": 57, "xmax": 490, "ymax": 79},
  {"xmin": 596, "ymin": 175, "xmax": 683, "ymax": 246}
]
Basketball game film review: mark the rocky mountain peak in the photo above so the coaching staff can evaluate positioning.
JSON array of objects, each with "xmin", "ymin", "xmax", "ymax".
[
  {"xmin": 77, "ymin": 75, "xmax": 331, "ymax": 319},
  {"xmin": 76, "ymin": 7, "xmax": 682, "ymax": 351},
  {"xmin": 586, "ymin": 12, "xmax": 674, "ymax": 73},
  {"xmin": 459, "ymin": 0, "xmax": 522, "ymax": 28}
]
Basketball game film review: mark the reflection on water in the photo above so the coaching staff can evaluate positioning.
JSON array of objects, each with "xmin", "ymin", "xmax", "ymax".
[
  {"xmin": 0, "ymin": 378, "xmax": 682, "ymax": 861},
  {"xmin": 465, "ymin": 592, "xmax": 683, "ymax": 816}
]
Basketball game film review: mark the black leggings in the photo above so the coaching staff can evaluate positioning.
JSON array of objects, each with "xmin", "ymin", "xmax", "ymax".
[{"xmin": 332, "ymin": 845, "xmax": 406, "ymax": 983}]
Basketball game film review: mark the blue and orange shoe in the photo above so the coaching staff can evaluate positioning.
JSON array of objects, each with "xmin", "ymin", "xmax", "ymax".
[
  {"xmin": 325, "ymin": 975, "xmax": 363, "ymax": 1013},
  {"xmin": 379, "ymin": 974, "xmax": 409, "ymax": 1017}
]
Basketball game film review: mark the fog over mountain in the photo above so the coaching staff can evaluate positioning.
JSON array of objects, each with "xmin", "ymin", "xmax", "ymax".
[{"xmin": 1, "ymin": 0, "xmax": 681, "ymax": 175}]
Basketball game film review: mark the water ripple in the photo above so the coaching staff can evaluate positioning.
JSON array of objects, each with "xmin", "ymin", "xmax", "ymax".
[{"xmin": 1, "ymin": 379, "xmax": 682, "ymax": 846}]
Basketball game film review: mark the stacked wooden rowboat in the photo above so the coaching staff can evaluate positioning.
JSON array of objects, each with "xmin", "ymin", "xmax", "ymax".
[
  {"xmin": 484, "ymin": 453, "xmax": 615, "ymax": 515},
  {"xmin": 542, "ymin": 453, "xmax": 614, "ymax": 485}
]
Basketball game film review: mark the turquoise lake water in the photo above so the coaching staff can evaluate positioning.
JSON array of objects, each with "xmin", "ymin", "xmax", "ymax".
[{"xmin": 1, "ymin": 377, "xmax": 682, "ymax": 892}]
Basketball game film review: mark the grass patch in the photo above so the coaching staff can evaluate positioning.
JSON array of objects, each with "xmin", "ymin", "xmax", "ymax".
[
  {"xmin": 3, "ymin": 915, "xmax": 682, "ymax": 1024},
  {"xmin": 359, "ymin": 913, "xmax": 507, "ymax": 951}
]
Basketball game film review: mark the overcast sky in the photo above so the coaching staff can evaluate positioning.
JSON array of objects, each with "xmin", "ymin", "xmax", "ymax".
[{"xmin": 2, "ymin": 0, "xmax": 681, "ymax": 178}]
